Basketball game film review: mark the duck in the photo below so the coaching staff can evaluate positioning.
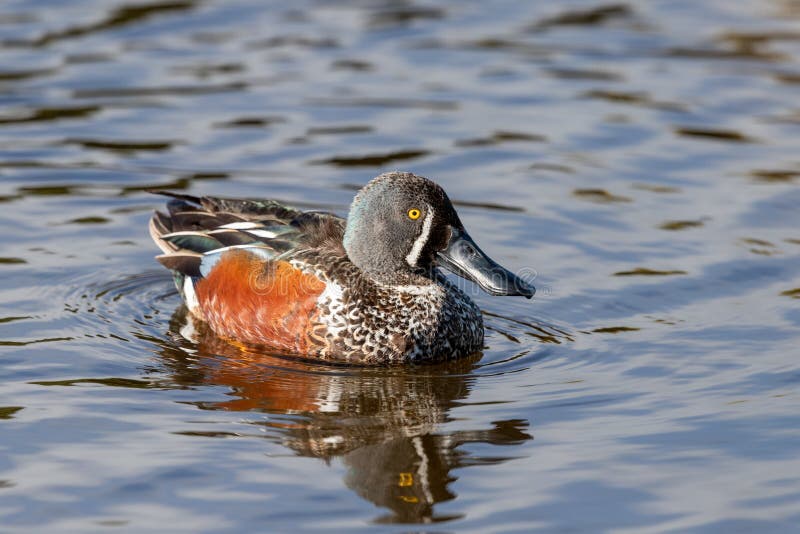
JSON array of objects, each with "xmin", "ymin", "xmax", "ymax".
[{"xmin": 149, "ymin": 171, "xmax": 535, "ymax": 364}]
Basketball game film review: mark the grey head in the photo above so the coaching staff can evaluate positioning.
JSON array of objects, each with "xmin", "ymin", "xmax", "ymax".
[{"xmin": 343, "ymin": 172, "xmax": 535, "ymax": 298}]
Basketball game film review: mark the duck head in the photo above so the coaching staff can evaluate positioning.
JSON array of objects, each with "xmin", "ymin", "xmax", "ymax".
[{"xmin": 343, "ymin": 172, "xmax": 535, "ymax": 298}]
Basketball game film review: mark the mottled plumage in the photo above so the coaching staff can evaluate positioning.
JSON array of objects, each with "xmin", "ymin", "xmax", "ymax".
[{"xmin": 149, "ymin": 172, "xmax": 534, "ymax": 364}]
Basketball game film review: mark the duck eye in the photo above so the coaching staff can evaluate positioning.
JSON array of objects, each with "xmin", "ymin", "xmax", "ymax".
[{"xmin": 407, "ymin": 208, "xmax": 421, "ymax": 220}]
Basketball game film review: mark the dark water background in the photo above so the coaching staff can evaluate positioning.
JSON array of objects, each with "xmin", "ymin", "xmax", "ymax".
[{"xmin": 1, "ymin": 0, "xmax": 799, "ymax": 531}]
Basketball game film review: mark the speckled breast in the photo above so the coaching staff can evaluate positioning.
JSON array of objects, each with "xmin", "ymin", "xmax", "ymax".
[{"xmin": 297, "ymin": 259, "xmax": 484, "ymax": 364}]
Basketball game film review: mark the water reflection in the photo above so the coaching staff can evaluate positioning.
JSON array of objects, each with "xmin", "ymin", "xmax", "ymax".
[
  {"xmin": 1, "ymin": 0, "xmax": 799, "ymax": 528},
  {"xmin": 156, "ymin": 308, "xmax": 532, "ymax": 524}
]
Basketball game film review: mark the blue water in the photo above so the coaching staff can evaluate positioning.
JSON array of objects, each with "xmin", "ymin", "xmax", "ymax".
[{"xmin": 1, "ymin": 1, "xmax": 799, "ymax": 531}]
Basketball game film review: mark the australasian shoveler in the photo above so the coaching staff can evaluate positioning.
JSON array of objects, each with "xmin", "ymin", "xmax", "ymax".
[{"xmin": 149, "ymin": 171, "xmax": 535, "ymax": 364}]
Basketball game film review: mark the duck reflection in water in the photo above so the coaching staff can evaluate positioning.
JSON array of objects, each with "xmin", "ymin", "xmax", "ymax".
[{"xmin": 156, "ymin": 308, "xmax": 533, "ymax": 524}]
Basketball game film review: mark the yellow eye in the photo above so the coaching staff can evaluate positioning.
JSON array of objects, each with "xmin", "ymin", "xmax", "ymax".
[{"xmin": 407, "ymin": 208, "xmax": 421, "ymax": 220}]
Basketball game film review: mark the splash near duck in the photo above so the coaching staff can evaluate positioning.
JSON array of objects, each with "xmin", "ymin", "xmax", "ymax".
[{"xmin": 149, "ymin": 172, "xmax": 535, "ymax": 363}]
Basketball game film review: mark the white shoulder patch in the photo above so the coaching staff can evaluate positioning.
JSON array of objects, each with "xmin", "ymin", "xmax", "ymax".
[
  {"xmin": 219, "ymin": 221, "xmax": 262, "ymax": 230},
  {"xmin": 245, "ymin": 229, "xmax": 279, "ymax": 239}
]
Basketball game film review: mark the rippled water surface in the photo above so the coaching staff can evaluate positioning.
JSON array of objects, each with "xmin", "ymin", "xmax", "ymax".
[{"xmin": 1, "ymin": 0, "xmax": 800, "ymax": 531}]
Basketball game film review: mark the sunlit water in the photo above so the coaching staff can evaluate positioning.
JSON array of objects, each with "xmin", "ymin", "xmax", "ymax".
[{"xmin": 1, "ymin": 1, "xmax": 799, "ymax": 531}]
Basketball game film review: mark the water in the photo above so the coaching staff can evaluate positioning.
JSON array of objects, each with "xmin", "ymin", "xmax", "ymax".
[{"xmin": 1, "ymin": 0, "xmax": 799, "ymax": 531}]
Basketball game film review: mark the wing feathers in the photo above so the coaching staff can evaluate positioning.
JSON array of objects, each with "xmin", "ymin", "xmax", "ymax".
[
  {"xmin": 207, "ymin": 228, "xmax": 260, "ymax": 247},
  {"xmin": 149, "ymin": 191, "xmax": 346, "ymax": 292},
  {"xmin": 161, "ymin": 231, "xmax": 224, "ymax": 253},
  {"xmin": 156, "ymin": 252, "xmax": 203, "ymax": 277}
]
